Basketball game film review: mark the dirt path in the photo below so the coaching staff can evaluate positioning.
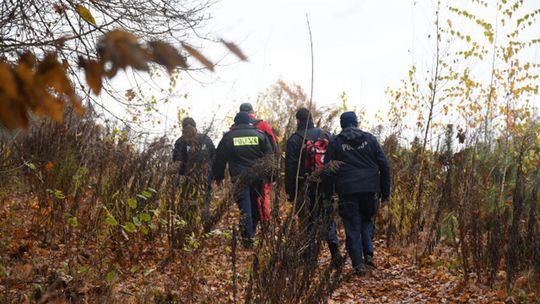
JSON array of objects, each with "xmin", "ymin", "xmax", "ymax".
[
  {"xmin": 195, "ymin": 208, "xmax": 510, "ymax": 304},
  {"xmin": 328, "ymin": 242, "xmax": 506, "ymax": 303}
]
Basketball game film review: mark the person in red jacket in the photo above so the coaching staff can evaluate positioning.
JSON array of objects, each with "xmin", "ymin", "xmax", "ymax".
[{"xmin": 236, "ymin": 103, "xmax": 277, "ymax": 223}]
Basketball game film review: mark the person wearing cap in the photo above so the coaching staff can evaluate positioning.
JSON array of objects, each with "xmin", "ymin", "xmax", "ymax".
[
  {"xmin": 213, "ymin": 111, "xmax": 274, "ymax": 248},
  {"xmin": 173, "ymin": 117, "xmax": 215, "ymax": 223},
  {"xmin": 238, "ymin": 102, "xmax": 277, "ymax": 148},
  {"xmin": 285, "ymin": 107, "xmax": 339, "ymax": 260},
  {"xmin": 237, "ymin": 102, "xmax": 278, "ymax": 224},
  {"xmin": 324, "ymin": 111, "xmax": 391, "ymax": 275}
]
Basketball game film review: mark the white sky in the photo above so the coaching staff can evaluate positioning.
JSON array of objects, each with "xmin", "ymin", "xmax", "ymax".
[
  {"xmin": 180, "ymin": 0, "xmax": 426, "ymax": 129},
  {"xmin": 111, "ymin": 0, "xmax": 539, "ymax": 139}
]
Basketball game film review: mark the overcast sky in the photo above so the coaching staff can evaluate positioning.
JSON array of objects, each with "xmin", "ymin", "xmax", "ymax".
[{"xmin": 130, "ymin": 0, "xmax": 539, "ymax": 138}]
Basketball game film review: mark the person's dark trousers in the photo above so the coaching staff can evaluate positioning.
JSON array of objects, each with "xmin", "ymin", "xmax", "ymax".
[
  {"xmin": 235, "ymin": 187, "xmax": 255, "ymax": 246},
  {"xmin": 297, "ymin": 183, "xmax": 339, "ymax": 254},
  {"xmin": 235, "ymin": 183, "xmax": 265, "ymax": 247},
  {"xmin": 338, "ymin": 192, "xmax": 377, "ymax": 269}
]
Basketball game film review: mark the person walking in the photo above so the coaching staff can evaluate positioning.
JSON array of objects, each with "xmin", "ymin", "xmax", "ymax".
[
  {"xmin": 172, "ymin": 117, "xmax": 215, "ymax": 223},
  {"xmin": 236, "ymin": 102, "xmax": 278, "ymax": 223},
  {"xmin": 324, "ymin": 111, "xmax": 391, "ymax": 275},
  {"xmin": 285, "ymin": 107, "xmax": 339, "ymax": 260},
  {"xmin": 213, "ymin": 111, "xmax": 274, "ymax": 248}
]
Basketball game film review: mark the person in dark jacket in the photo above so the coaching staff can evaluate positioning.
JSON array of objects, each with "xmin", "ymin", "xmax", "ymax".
[
  {"xmin": 324, "ymin": 111, "xmax": 391, "ymax": 275},
  {"xmin": 285, "ymin": 107, "xmax": 339, "ymax": 259},
  {"xmin": 236, "ymin": 102, "xmax": 278, "ymax": 223},
  {"xmin": 173, "ymin": 117, "xmax": 215, "ymax": 222},
  {"xmin": 213, "ymin": 111, "xmax": 274, "ymax": 247}
]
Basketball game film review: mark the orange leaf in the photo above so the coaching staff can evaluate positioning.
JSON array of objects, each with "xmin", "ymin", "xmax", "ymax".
[
  {"xmin": 221, "ymin": 39, "xmax": 248, "ymax": 61},
  {"xmin": 37, "ymin": 53, "xmax": 74, "ymax": 95},
  {"xmin": 181, "ymin": 43, "xmax": 214, "ymax": 71},
  {"xmin": 148, "ymin": 41, "xmax": 187, "ymax": 73},
  {"xmin": 0, "ymin": 63, "xmax": 18, "ymax": 99},
  {"xmin": 98, "ymin": 30, "xmax": 149, "ymax": 76},
  {"xmin": 79, "ymin": 57, "xmax": 103, "ymax": 95},
  {"xmin": 44, "ymin": 161, "xmax": 54, "ymax": 172}
]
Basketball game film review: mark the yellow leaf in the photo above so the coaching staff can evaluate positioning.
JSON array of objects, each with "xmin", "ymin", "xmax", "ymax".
[{"xmin": 76, "ymin": 4, "xmax": 96, "ymax": 26}]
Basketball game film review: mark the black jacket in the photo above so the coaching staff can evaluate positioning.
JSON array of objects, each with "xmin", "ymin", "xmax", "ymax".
[
  {"xmin": 213, "ymin": 124, "xmax": 273, "ymax": 182},
  {"xmin": 324, "ymin": 127, "xmax": 391, "ymax": 199},
  {"xmin": 173, "ymin": 133, "xmax": 215, "ymax": 175},
  {"xmin": 285, "ymin": 121, "xmax": 332, "ymax": 200}
]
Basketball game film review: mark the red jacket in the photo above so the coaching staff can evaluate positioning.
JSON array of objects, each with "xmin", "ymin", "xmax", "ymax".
[{"xmin": 248, "ymin": 113, "xmax": 277, "ymax": 144}]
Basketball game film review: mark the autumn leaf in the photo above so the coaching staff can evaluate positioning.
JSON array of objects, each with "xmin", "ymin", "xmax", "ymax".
[
  {"xmin": 125, "ymin": 89, "xmax": 136, "ymax": 101},
  {"xmin": 148, "ymin": 41, "xmax": 187, "ymax": 73},
  {"xmin": 98, "ymin": 30, "xmax": 149, "ymax": 77},
  {"xmin": 221, "ymin": 39, "xmax": 248, "ymax": 61},
  {"xmin": 54, "ymin": 3, "xmax": 66, "ymax": 15},
  {"xmin": 69, "ymin": 94, "xmax": 85, "ymax": 115},
  {"xmin": 44, "ymin": 161, "xmax": 54, "ymax": 172},
  {"xmin": 0, "ymin": 62, "xmax": 18, "ymax": 99},
  {"xmin": 181, "ymin": 42, "xmax": 214, "ymax": 71},
  {"xmin": 79, "ymin": 57, "xmax": 103, "ymax": 95},
  {"xmin": 76, "ymin": 4, "xmax": 97, "ymax": 26},
  {"xmin": 37, "ymin": 54, "xmax": 73, "ymax": 95}
]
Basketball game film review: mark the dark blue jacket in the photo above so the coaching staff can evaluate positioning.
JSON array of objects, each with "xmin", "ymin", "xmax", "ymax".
[
  {"xmin": 213, "ymin": 124, "xmax": 273, "ymax": 182},
  {"xmin": 173, "ymin": 133, "xmax": 215, "ymax": 175},
  {"xmin": 324, "ymin": 127, "xmax": 391, "ymax": 199},
  {"xmin": 285, "ymin": 120, "xmax": 332, "ymax": 200}
]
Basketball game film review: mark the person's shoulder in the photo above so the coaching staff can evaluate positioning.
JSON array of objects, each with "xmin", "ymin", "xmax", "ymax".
[
  {"xmin": 318, "ymin": 128, "xmax": 332, "ymax": 138},
  {"xmin": 254, "ymin": 128, "xmax": 268, "ymax": 138},
  {"xmin": 362, "ymin": 131, "xmax": 378, "ymax": 141},
  {"xmin": 174, "ymin": 136, "xmax": 185, "ymax": 144}
]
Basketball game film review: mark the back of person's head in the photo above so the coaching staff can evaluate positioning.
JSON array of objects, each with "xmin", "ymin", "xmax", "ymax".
[
  {"xmin": 182, "ymin": 117, "xmax": 196, "ymax": 129},
  {"xmin": 181, "ymin": 117, "xmax": 197, "ymax": 142},
  {"xmin": 295, "ymin": 107, "xmax": 312, "ymax": 122},
  {"xmin": 234, "ymin": 111, "xmax": 251, "ymax": 125},
  {"xmin": 239, "ymin": 102, "xmax": 254, "ymax": 113},
  {"xmin": 340, "ymin": 111, "xmax": 358, "ymax": 128}
]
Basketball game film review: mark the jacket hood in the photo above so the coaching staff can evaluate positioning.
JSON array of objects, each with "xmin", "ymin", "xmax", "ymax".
[
  {"xmin": 339, "ymin": 127, "xmax": 366, "ymax": 143},
  {"xmin": 296, "ymin": 119, "xmax": 314, "ymax": 131}
]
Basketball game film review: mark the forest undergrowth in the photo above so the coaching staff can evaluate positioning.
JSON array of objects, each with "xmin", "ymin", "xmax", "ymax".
[{"xmin": 0, "ymin": 104, "xmax": 538, "ymax": 303}]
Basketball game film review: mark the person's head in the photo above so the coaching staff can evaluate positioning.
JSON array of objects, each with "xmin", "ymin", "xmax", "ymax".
[
  {"xmin": 340, "ymin": 111, "xmax": 358, "ymax": 128},
  {"xmin": 295, "ymin": 107, "xmax": 312, "ymax": 123},
  {"xmin": 239, "ymin": 102, "xmax": 254, "ymax": 114},
  {"xmin": 181, "ymin": 117, "xmax": 197, "ymax": 140},
  {"xmin": 182, "ymin": 117, "xmax": 196, "ymax": 129},
  {"xmin": 234, "ymin": 111, "xmax": 251, "ymax": 125}
]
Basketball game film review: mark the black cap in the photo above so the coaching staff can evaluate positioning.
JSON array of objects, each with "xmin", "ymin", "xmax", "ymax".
[{"xmin": 239, "ymin": 102, "xmax": 254, "ymax": 112}]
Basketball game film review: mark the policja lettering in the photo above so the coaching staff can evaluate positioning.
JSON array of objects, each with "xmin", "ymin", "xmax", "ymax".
[{"xmin": 233, "ymin": 136, "xmax": 259, "ymax": 146}]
